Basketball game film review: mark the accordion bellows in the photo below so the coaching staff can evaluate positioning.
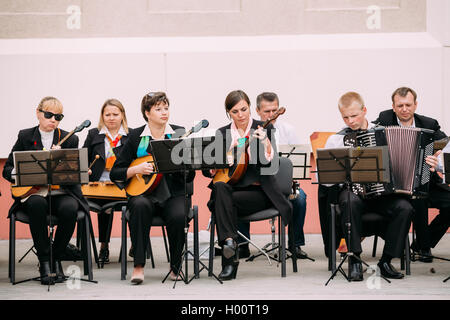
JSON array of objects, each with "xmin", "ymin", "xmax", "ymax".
[{"xmin": 355, "ymin": 126, "xmax": 434, "ymax": 198}]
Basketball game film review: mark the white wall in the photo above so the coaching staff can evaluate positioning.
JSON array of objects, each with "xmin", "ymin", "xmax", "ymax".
[{"xmin": 0, "ymin": 32, "xmax": 446, "ymax": 157}]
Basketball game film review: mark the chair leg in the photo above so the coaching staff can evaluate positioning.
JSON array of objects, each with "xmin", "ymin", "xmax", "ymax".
[
  {"xmin": 84, "ymin": 214, "xmax": 94, "ymax": 281},
  {"xmin": 88, "ymin": 213, "xmax": 99, "ymax": 268},
  {"xmin": 162, "ymin": 226, "xmax": 170, "ymax": 263},
  {"xmin": 9, "ymin": 215, "xmax": 16, "ymax": 284},
  {"xmin": 405, "ymin": 233, "xmax": 411, "ymax": 276},
  {"xmin": 372, "ymin": 235, "xmax": 378, "ymax": 257},
  {"xmin": 330, "ymin": 204, "xmax": 337, "ymax": 273},
  {"xmin": 79, "ymin": 218, "xmax": 89, "ymax": 276},
  {"xmin": 279, "ymin": 218, "xmax": 286, "ymax": 278},
  {"xmin": 148, "ymin": 238, "xmax": 155, "ymax": 269},
  {"xmin": 208, "ymin": 216, "xmax": 215, "ymax": 277},
  {"xmin": 287, "ymin": 219, "xmax": 298, "ymax": 273},
  {"xmin": 121, "ymin": 206, "xmax": 127, "ymax": 280},
  {"xmin": 193, "ymin": 206, "xmax": 199, "ymax": 278}
]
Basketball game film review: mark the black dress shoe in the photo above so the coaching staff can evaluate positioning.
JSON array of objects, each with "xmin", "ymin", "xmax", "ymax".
[
  {"xmin": 294, "ymin": 246, "xmax": 309, "ymax": 259},
  {"xmin": 348, "ymin": 259, "xmax": 363, "ymax": 281},
  {"xmin": 418, "ymin": 249, "xmax": 433, "ymax": 263},
  {"xmin": 238, "ymin": 245, "xmax": 250, "ymax": 259},
  {"xmin": 99, "ymin": 247, "xmax": 110, "ymax": 266},
  {"xmin": 39, "ymin": 261, "xmax": 55, "ymax": 286},
  {"xmin": 377, "ymin": 261, "xmax": 404, "ymax": 279},
  {"xmin": 52, "ymin": 260, "xmax": 66, "ymax": 283}
]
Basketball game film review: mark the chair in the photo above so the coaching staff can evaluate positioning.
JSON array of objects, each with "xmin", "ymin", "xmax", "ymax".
[
  {"xmin": 207, "ymin": 157, "xmax": 297, "ymax": 278},
  {"xmin": 119, "ymin": 182, "xmax": 199, "ymax": 281},
  {"xmin": 8, "ymin": 207, "xmax": 97, "ymax": 284},
  {"xmin": 329, "ymin": 203, "xmax": 411, "ymax": 275}
]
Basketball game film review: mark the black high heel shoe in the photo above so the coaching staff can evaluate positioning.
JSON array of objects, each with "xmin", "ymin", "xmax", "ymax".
[
  {"xmin": 52, "ymin": 260, "xmax": 66, "ymax": 283},
  {"xmin": 39, "ymin": 261, "xmax": 55, "ymax": 286},
  {"xmin": 219, "ymin": 261, "xmax": 239, "ymax": 281},
  {"xmin": 219, "ymin": 239, "xmax": 239, "ymax": 281}
]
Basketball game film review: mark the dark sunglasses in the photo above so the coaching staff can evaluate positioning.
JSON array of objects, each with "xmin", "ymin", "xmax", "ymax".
[{"xmin": 39, "ymin": 109, "xmax": 64, "ymax": 121}]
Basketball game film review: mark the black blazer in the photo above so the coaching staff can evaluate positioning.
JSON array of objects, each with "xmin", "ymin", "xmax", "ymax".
[
  {"xmin": 110, "ymin": 124, "xmax": 195, "ymax": 202},
  {"xmin": 374, "ymin": 109, "xmax": 447, "ymax": 141},
  {"xmin": 2, "ymin": 126, "xmax": 90, "ymax": 216},
  {"xmin": 204, "ymin": 119, "xmax": 292, "ymax": 225},
  {"xmin": 82, "ymin": 127, "xmax": 131, "ymax": 181}
]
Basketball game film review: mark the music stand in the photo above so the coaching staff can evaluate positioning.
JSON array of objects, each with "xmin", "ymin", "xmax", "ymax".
[
  {"xmin": 315, "ymin": 147, "xmax": 392, "ymax": 285},
  {"xmin": 150, "ymin": 136, "xmax": 228, "ymax": 287},
  {"xmin": 12, "ymin": 148, "xmax": 93, "ymax": 289}
]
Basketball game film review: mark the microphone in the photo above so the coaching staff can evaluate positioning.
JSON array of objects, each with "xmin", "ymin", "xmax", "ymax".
[
  {"xmin": 181, "ymin": 119, "xmax": 209, "ymax": 138},
  {"xmin": 75, "ymin": 119, "xmax": 91, "ymax": 132},
  {"xmin": 57, "ymin": 119, "xmax": 92, "ymax": 146}
]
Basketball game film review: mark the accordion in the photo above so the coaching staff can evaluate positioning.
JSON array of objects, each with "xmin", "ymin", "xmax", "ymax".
[{"xmin": 345, "ymin": 126, "xmax": 434, "ymax": 198}]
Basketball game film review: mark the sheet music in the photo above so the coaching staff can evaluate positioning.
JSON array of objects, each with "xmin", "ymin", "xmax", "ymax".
[{"xmin": 278, "ymin": 144, "xmax": 311, "ymax": 179}]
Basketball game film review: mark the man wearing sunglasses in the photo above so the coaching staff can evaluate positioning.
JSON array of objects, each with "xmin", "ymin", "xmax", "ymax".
[{"xmin": 3, "ymin": 96, "xmax": 90, "ymax": 285}]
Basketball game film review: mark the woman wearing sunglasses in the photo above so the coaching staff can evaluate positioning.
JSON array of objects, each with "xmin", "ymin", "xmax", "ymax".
[
  {"xmin": 203, "ymin": 90, "xmax": 292, "ymax": 281},
  {"xmin": 82, "ymin": 98, "xmax": 131, "ymax": 266},
  {"xmin": 2, "ymin": 96, "xmax": 90, "ymax": 285},
  {"xmin": 110, "ymin": 91, "xmax": 195, "ymax": 285}
]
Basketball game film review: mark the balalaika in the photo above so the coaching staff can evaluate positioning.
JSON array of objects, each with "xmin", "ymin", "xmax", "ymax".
[{"xmin": 344, "ymin": 126, "xmax": 434, "ymax": 198}]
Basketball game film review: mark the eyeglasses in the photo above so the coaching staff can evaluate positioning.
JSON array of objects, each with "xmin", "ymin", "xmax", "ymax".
[{"xmin": 39, "ymin": 109, "xmax": 64, "ymax": 121}]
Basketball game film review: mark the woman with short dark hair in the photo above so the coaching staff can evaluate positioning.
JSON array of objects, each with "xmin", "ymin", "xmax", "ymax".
[{"xmin": 110, "ymin": 91, "xmax": 195, "ymax": 285}]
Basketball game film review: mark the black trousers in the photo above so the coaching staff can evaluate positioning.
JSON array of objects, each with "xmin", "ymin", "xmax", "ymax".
[
  {"xmin": 338, "ymin": 190, "xmax": 413, "ymax": 258},
  {"xmin": 410, "ymin": 198, "xmax": 431, "ymax": 250},
  {"xmin": 88, "ymin": 198, "xmax": 114, "ymax": 244},
  {"xmin": 127, "ymin": 195, "xmax": 187, "ymax": 271},
  {"xmin": 22, "ymin": 194, "xmax": 78, "ymax": 262},
  {"xmin": 211, "ymin": 182, "xmax": 272, "ymax": 246},
  {"xmin": 428, "ymin": 186, "xmax": 450, "ymax": 248},
  {"xmin": 411, "ymin": 185, "xmax": 450, "ymax": 249}
]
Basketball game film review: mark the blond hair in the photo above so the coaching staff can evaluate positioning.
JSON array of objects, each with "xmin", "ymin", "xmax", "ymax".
[
  {"xmin": 338, "ymin": 92, "xmax": 365, "ymax": 110},
  {"xmin": 98, "ymin": 98, "xmax": 129, "ymax": 134},
  {"xmin": 37, "ymin": 96, "xmax": 63, "ymax": 113}
]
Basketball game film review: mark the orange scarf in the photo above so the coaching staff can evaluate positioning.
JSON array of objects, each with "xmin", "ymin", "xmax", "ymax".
[{"xmin": 105, "ymin": 134, "xmax": 121, "ymax": 171}]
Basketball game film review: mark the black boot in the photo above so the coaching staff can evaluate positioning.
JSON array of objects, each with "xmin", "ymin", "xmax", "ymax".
[
  {"xmin": 52, "ymin": 260, "xmax": 66, "ymax": 283},
  {"xmin": 219, "ymin": 240, "xmax": 239, "ymax": 281},
  {"xmin": 39, "ymin": 261, "xmax": 55, "ymax": 286}
]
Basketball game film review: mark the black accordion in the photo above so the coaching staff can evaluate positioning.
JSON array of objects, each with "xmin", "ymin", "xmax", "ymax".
[{"xmin": 344, "ymin": 126, "xmax": 434, "ymax": 198}]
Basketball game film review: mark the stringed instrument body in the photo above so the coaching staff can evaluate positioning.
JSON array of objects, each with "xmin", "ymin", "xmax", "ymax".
[
  {"xmin": 212, "ymin": 147, "xmax": 249, "ymax": 184},
  {"xmin": 124, "ymin": 120, "xmax": 209, "ymax": 197},
  {"xmin": 124, "ymin": 154, "xmax": 163, "ymax": 197},
  {"xmin": 11, "ymin": 185, "xmax": 60, "ymax": 199},
  {"xmin": 213, "ymin": 107, "xmax": 286, "ymax": 185}
]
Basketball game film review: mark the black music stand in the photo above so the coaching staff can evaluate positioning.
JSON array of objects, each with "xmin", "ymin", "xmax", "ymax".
[
  {"xmin": 150, "ymin": 136, "xmax": 227, "ymax": 287},
  {"xmin": 280, "ymin": 144, "xmax": 315, "ymax": 263},
  {"xmin": 12, "ymin": 148, "xmax": 94, "ymax": 289},
  {"xmin": 315, "ymin": 147, "xmax": 392, "ymax": 285}
]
